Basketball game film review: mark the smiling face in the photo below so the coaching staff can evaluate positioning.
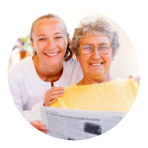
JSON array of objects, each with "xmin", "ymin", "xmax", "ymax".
[
  {"xmin": 31, "ymin": 18, "xmax": 68, "ymax": 66},
  {"xmin": 76, "ymin": 35, "xmax": 113, "ymax": 83}
]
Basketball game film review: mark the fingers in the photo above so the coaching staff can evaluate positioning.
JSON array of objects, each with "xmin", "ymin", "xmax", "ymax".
[
  {"xmin": 134, "ymin": 76, "xmax": 140, "ymax": 84},
  {"xmin": 129, "ymin": 75, "xmax": 140, "ymax": 84},
  {"xmin": 45, "ymin": 98, "xmax": 57, "ymax": 106},
  {"xmin": 50, "ymin": 92, "xmax": 64, "ymax": 99},
  {"xmin": 40, "ymin": 129, "xmax": 49, "ymax": 134},
  {"xmin": 44, "ymin": 87, "xmax": 65, "ymax": 106},
  {"xmin": 51, "ymin": 90, "xmax": 65, "ymax": 96},
  {"xmin": 37, "ymin": 121, "xmax": 42, "ymax": 124},
  {"xmin": 30, "ymin": 121, "xmax": 44, "ymax": 130},
  {"xmin": 38, "ymin": 125, "xmax": 49, "ymax": 134},
  {"xmin": 45, "ymin": 87, "xmax": 64, "ymax": 100},
  {"xmin": 30, "ymin": 121, "xmax": 49, "ymax": 134},
  {"xmin": 46, "ymin": 87, "xmax": 64, "ymax": 93},
  {"xmin": 45, "ymin": 92, "xmax": 64, "ymax": 102},
  {"xmin": 129, "ymin": 75, "xmax": 134, "ymax": 79}
]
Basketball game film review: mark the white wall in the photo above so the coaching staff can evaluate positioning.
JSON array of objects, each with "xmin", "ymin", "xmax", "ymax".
[{"xmin": 10, "ymin": 8, "xmax": 140, "ymax": 79}]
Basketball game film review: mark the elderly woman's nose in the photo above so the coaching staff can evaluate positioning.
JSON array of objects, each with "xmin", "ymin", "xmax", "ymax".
[{"xmin": 92, "ymin": 48, "xmax": 101, "ymax": 59}]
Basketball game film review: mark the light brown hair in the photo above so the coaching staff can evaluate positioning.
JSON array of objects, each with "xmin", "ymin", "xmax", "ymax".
[{"xmin": 30, "ymin": 14, "xmax": 73, "ymax": 61}]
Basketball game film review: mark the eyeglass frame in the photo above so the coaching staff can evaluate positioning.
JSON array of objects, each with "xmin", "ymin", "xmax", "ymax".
[{"xmin": 79, "ymin": 44, "xmax": 112, "ymax": 55}]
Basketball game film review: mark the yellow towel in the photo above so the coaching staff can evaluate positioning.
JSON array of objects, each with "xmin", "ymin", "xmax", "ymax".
[{"xmin": 51, "ymin": 78, "xmax": 139, "ymax": 112}]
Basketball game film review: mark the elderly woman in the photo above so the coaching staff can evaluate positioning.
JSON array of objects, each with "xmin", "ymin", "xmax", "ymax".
[{"xmin": 50, "ymin": 17, "xmax": 139, "ymax": 112}]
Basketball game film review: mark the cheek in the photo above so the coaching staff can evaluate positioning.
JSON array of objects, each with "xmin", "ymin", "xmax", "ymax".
[
  {"xmin": 80, "ymin": 56, "xmax": 90, "ymax": 68},
  {"xmin": 104, "ymin": 55, "xmax": 112, "ymax": 67},
  {"xmin": 103, "ymin": 52, "xmax": 112, "ymax": 61},
  {"xmin": 58, "ymin": 41, "xmax": 67, "ymax": 52},
  {"xmin": 34, "ymin": 44, "xmax": 41, "ymax": 53},
  {"xmin": 81, "ymin": 54, "xmax": 90, "ymax": 62},
  {"xmin": 34, "ymin": 41, "xmax": 43, "ymax": 49}
]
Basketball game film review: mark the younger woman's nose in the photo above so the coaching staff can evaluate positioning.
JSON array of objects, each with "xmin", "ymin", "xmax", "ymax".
[{"xmin": 47, "ymin": 39, "xmax": 56, "ymax": 50}]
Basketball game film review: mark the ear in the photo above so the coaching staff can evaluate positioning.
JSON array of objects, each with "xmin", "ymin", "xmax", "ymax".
[
  {"xmin": 112, "ymin": 56, "xmax": 115, "ymax": 61},
  {"xmin": 29, "ymin": 38, "xmax": 34, "ymax": 48},
  {"xmin": 67, "ymin": 33, "xmax": 70, "ymax": 43},
  {"xmin": 76, "ymin": 55, "xmax": 80, "ymax": 62}
]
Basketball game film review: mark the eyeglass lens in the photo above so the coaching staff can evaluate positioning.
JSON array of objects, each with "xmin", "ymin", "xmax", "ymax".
[{"xmin": 81, "ymin": 45, "xmax": 110, "ymax": 55}]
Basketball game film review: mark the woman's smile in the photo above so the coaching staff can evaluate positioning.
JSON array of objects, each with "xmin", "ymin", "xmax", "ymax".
[
  {"xmin": 44, "ymin": 51, "xmax": 61, "ymax": 57},
  {"xmin": 90, "ymin": 62, "xmax": 104, "ymax": 67},
  {"xmin": 31, "ymin": 18, "xmax": 68, "ymax": 66},
  {"xmin": 89, "ymin": 61, "xmax": 105, "ymax": 74}
]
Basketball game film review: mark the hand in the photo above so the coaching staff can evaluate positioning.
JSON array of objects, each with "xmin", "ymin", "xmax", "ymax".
[
  {"xmin": 129, "ymin": 75, "xmax": 140, "ymax": 84},
  {"xmin": 44, "ymin": 87, "xmax": 65, "ymax": 106},
  {"xmin": 30, "ymin": 120, "xmax": 49, "ymax": 134}
]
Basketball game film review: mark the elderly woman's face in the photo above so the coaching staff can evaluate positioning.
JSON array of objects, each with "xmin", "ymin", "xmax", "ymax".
[{"xmin": 77, "ymin": 35, "xmax": 113, "ymax": 81}]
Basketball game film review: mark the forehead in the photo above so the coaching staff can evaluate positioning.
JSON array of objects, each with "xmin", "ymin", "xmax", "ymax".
[
  {"xmin": 80, "ymin": 35, "xmax": 111, "ymax": 45},
  {"xmin": 33, "ymin": 18, "xmax": 66, "ymax": 35}
]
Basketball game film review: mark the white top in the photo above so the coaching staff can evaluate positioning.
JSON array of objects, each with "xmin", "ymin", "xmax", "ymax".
[{"xmin": 8, "ymin": 56, "xmax": 83, "ymax": 121}]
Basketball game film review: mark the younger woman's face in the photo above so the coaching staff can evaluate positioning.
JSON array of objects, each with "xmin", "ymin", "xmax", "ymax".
[{"xmin": 31, "ymin": 18, "xmax": 68, "ymax": 66}]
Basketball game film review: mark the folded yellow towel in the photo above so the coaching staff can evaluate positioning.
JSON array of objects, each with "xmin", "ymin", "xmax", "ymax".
[{"xmin": 51, "ymin": 78, "xmax": 139, "ymax": 112}]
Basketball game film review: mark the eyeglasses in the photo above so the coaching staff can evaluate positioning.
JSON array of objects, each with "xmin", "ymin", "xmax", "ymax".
[{"xmin": 79, "ymin": 44, "xmax": 111, "ymax": 55}]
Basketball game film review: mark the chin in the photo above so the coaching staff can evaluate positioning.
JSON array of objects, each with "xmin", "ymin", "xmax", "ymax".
[
  {"xmin": 47, "ymin": 61, "xmax": 61, "ymax": 66},
  {"xmin": 45, "ymin": 57, "xmax": 63, "ymax": 65},
  {"xmin": 91, "ymin": 72, "xmax": 104, "ymax": 76}
]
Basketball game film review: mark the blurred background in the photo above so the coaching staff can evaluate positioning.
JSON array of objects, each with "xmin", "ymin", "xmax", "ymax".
[{"xmin": 8, "ymin": 8, "xmax": 140, "ymax": 78}]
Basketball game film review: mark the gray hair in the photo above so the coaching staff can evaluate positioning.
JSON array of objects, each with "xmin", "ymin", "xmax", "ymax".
[{"xmin": 70, "ymin": 17, "xmax": 120, "ymax": 57}]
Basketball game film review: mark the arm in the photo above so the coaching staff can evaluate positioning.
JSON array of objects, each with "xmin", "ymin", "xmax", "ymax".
[
  {"xmin": 8, "ymin": 72, "xmax": 42, "ymax": 122},
  {"xmin": 8, "ymin": 72, "xmax": 62, "ymax": 121},
  {"xmin": 8, "ymin": 75, "xmax": 49, "ymax": 133}
]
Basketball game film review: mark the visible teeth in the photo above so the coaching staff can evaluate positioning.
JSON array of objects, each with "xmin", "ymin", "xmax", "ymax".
[
  {"xmin": 91, "ymin": 63, "xmax": 101, "ymax": 65},
  {"xmin": 46, "ymin": 52, "xmax": 59, "ymax": 56}
]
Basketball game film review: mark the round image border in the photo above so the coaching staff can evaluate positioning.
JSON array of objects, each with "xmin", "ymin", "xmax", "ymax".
[{"xmin": 1, "ymin": 1, "xmax": 148, "ymax": 147}]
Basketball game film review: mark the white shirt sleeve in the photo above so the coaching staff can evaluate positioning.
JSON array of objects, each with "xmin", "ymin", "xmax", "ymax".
[
  {"xmin": 8, "ymin": 71, "xmax": 42, "ymax": 122},
  {"xmin": 21, "ymin": 103, "xmax": 43, "ymax": 122}
]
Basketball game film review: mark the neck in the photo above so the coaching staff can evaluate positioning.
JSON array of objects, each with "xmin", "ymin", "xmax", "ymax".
[
  {"xmin": 33, "ymin": 55, "xmax": 63, "ymax": 83},
  {"xmin": 77, "ymin": 73, "xmax": 113, "ymax": 86}
]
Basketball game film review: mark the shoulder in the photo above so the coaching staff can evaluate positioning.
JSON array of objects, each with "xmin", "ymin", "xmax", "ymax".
[
  {"xmin": 64, "ymin": 58, "xmax": 80, "ymax": 67},
  {"xmin": 64, "ymin": 58, "xmax": 82, "ymax": 72},
  {"xmin": 63, "ymin": 58, "xmax": 83, "ymax": 81},
  {"xmin": 8, "ymin": 56, "xmax": 33, "ymax": 80}
]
